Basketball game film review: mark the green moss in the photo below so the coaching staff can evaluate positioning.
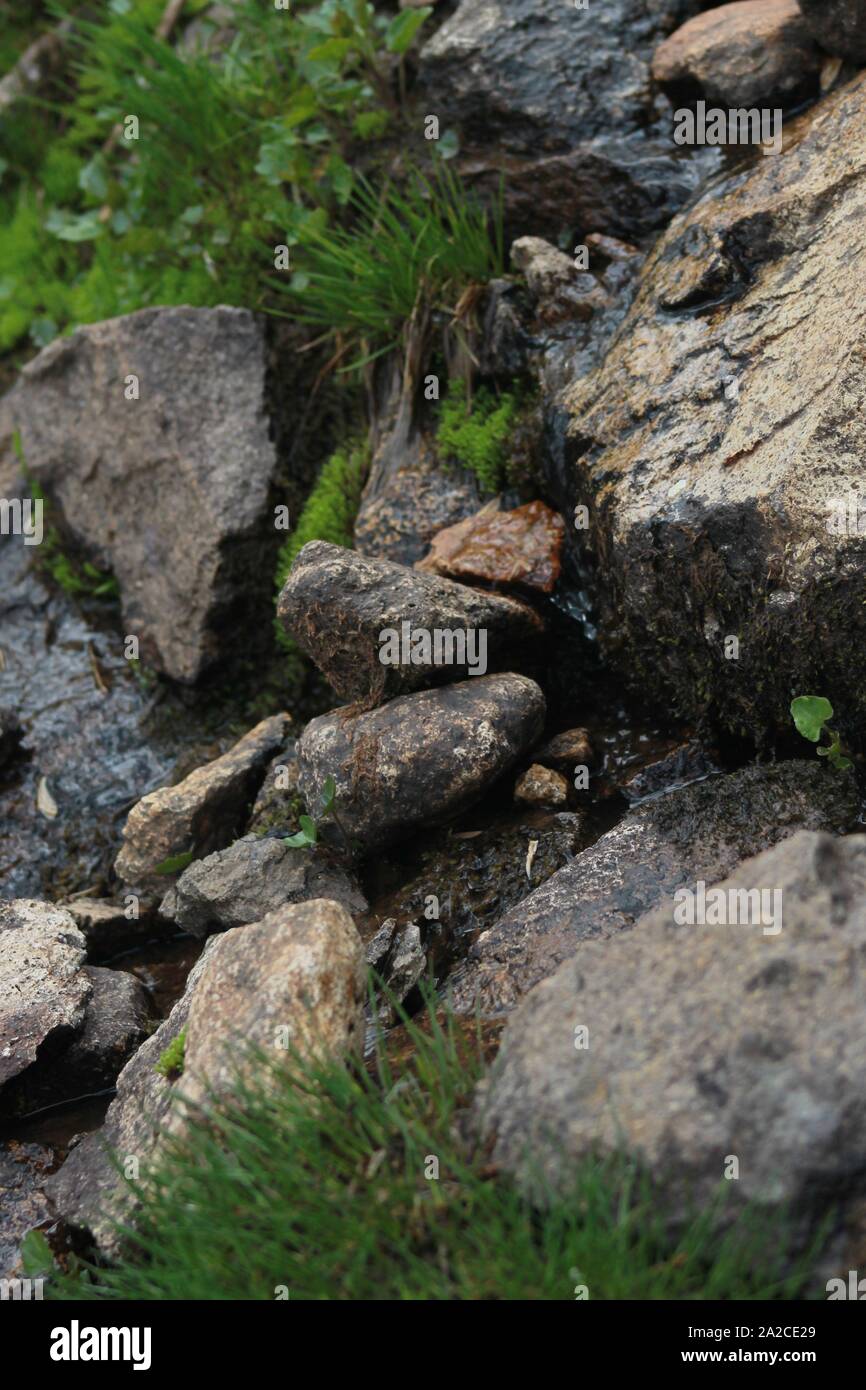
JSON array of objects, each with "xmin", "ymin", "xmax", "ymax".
[
  {"xmin": 274, "ymin": 442, "xmax": 368, "ymax": 658},
  {"xmin": 155, "ymin": 1028, "xmax": 186, "ymax": 1081},
  {"xmin": 436, "ymin": 380, "xmax": 526, "ymax": 494}
]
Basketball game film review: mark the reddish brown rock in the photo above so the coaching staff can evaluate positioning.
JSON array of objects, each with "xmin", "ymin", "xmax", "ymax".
[
  {"xmin": 513, "ymin": 764, "xmax": 569, "ymax": 809},
  {"xmin": 652, "ymin": 0, "xmax": 822, "ymax": 109},
  {"xmin": 416, "ymin": 500, "xmax": 565, "ymax": 595}
]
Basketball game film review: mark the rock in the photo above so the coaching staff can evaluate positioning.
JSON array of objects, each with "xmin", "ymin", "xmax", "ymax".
[
  {"xmin": 554, "ymin": 72, "xmax": 866, "ymax": 743},
  {"xmin": 245, "ymin": 743, "xmax": 299, "ymax": 835},
  {"xmin": 298, "ymin": 674, "xmax": 546, "ymax": 854},
  {"xmin": 535, "ymin": 728, "xmax": 593, "ymax": 772},
  {"xmin": 277, "ymin": 541, "xmax": 543, "ymax": 704},
  {"xmin": 797, "ymin": 0, "xmax": 866, "ymax": 62},
  {"xmin": 165, "ymin": 833, "xmax": 367, "ymax": 936},
  {"xmin": 513, "ymin": 764, "xmax": 569, "ymax": 809},
  {"xmin": 114, "ymin": 713, "xmax": 289, "ymax": 892},
  {"xmin": 652, "ymin": 1, "xmax": 822, "ymax": 109},
  {"xmin": 0, "ymin": 901, "xmax": 90, "ymax": 1093},
  {"xmin": 47, "ymin": 899, "xmax": 365, "ymax": 1256},
  {"xmin": 511, "ymin": 238, "xmax": 609, "ymax": 325},
  {"xmin": 386, "ymin": 923, "xmax": 426, "ymax": 1003},
  {"xmin": 0, "ymin": 306, "xmax": 280, "ymax": 683},
  {"xmin": 449, "ymin": 760, "xmax": 857, "ymax": 1014},
  {"xmin": 620, "ymin": 739, "xmax": 723, "ymax": 804},
  {"xmin": 0, "ymin": 901, "xmax": 151, "ymax": 1117},
  {"xmin": 416, "ymin": 500, "xmax": 565, "ymax": 595},
  {"xmin": 477, "ymin": 831, "xmax": 866, "ymax": 1253},
  {"xmin": 354, "ymin": 420, "xmax": 480, "ymax": 566},
  {"xmin": 8, "ymin": 967, "xmax": 153, "ymax": 1116},
  {"xmin": 0, "ymin": 1142, "xmax": 56, "ymax": 1281},
  {"xmin": 0, "ymin": 708, "xmax": 23, "ymax": 773},
  {"xmin": 366, "ymin": 918, "xmax": 399, "ymax": 971},
  {"xmin": 63, "ymin": 897, "xmax": 154, "ymax": 960},
  {"xmin": 418, "ymin": 0, "xmax": 719, "ymax": 243}
]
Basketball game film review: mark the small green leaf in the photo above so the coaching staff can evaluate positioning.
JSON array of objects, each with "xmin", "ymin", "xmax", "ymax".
[
  {"xmin": 435, "ymin": 129, "xmax": 460, "ymax": 161},
  {"xmin": 78, "ymin": 155, "xmax": 108, "ymax": 202},
  {"xmin": 154, "ymin": 850, "xmax": 194, "ymax": 876},
  {"xmin": 321, "ymin": 775, "xmax": 336, "ymax": 814},
  {"xmin": 298, "ymin": 815, "xmax": 318, "ymax": 843},
  {"xmin": 20, "ymin": 1229, "xmax": 53, "ymax": 1278},
  {"xmin": 790, "ymin": 695, "xmax": 833, "ymax": 743},
  {"xmin": 385, "ymin": 8, "xmax": 432, "ymax": 54}
]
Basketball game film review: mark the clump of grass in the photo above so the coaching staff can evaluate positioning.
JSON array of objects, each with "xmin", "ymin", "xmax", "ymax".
[
  {"xmin": 0, "ymin": 0, "xmax": 436, "ymax": 353},
  {"xmin": 437, "ymin": 379, "xmax": 525, "ymax": 493},
  {"xmin": 281, "ymin": 166, "xmax": 504, "ymax": 370},
  {"xmin": 15, "ymin": 437, "xmax": 118, "ymax": 599},
  {"xmin": 51, "ymin": 1001, "xmax": 811, "ymax": 1301},
  {"xmin": 274, "ymin": 442, "xmax": 368, "ymax": 659},
  {"xmin": 155, "ymin": 1028, "xmax": 186, "ymax": 1081}
]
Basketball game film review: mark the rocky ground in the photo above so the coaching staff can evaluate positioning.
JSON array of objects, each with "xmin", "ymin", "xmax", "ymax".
[{"xmin": 3, "ymin": 0, "xmax": 866, "ymax": 1300}]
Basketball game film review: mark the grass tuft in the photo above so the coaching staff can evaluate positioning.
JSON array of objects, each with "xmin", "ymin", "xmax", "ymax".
[{"xmin": 50, "ymin": 998, "xmax": 813, "ymax": 1301}]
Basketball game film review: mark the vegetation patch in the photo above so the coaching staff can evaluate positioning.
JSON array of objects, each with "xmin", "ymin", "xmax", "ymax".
[
  {"xmin": 49, "ymin": 1001, "xmax": 811, "ymax": 1301},
  {"xmin": 437, "ymin": 380, "xmax": 533, "ymax": 494},
  {"xmin": 155, "ymin": 1027, "xmax": 186, "ymax": 1082}
]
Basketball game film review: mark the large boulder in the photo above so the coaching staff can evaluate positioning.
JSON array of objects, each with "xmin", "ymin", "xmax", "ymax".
[
  {"xmin": 477, "ymin": 831, "xmax": 866, "ymax": 1260},
  {"xmin": 114, "ymin": 713, "xmax": 289, "ymax": 893},
  {"xmin": 797, "ymin": 0, "xmax": 866, "ymax": 61},
  {"xmin": 449, "ymin": 761, "xmax": 858, "ymax": 1013},
  {"xmin": 553, "ymin": 73, "xmax": 866, "ymax": 743},
  {"xmin": 277, "ymin": 541, "xmax": 543, "ymax": 704},
  {"xmin": 652, "ymin": 1, "xmax": 822, "ymax": 109},
  {"xmin": 48, "ymin": 898, "xmax": 365, "ymax": 1258},
  {"xmin": 417, "ymin": 0, "xmax": 718, "ymax": 242},
  {"xmin": 298, "ymin": 674, "xmax": 546, "ymax": 854},
  {"xmin": 0, "ymin": 306, "xmax": 281, "ymax": 683}
]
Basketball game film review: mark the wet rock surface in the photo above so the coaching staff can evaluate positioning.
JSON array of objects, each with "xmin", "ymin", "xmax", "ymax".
[
  {"xmin": 477, "ymin": 831, "xmax": 866, "ymax": 1253},
  {"xmin": 652, "ymin": 1, "xmax": 822, "ymax": 109},
  {"xmin": 354, "ymin": 425, "xmax": 480, "ymax": 566},
  {"xmin": 278, "ymin": 541, "xmax": 543, "ymax": 704},
  {"xmin": 0, "ymin": 306, "xmax": 281, "ymax": 684},
  {"xmin": 417, "ymin": 499, "xmax": 565, "ymax": 595},
  {"xmin": 298, "ymin": 674, "xmax": 546, "ymax": 855},
  {"xmin": 48, "ymin": 898, "xmax": 365, "ymax": 1257},
  {"xmin": 797, "ymin": 0, "xmax": 866, "ymax": 61},
  {"xmin": 165, "ymin": 832, "xmax": 367, "ymax": 936},
  {"xmin": 556, "ymin": 72, "xmax": 866, "ymax": 742},
  {"xmin": 418, "ymin": 0, "xmax": 719, "ymax": 242},
  {"xmin": 114, "ymin": 713, "xmax": 289, "ymax": 893},
  {"xmin": 0, "ymin": 540, "xmax": 185, "ymax": 901},
  {"xmin": 449, "ymin": 761, "xmax": 858, "ymax": 1014}
]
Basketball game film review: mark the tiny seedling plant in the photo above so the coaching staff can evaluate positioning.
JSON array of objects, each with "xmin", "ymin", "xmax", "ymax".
[
  {"xmin": 284, "ymin": 774, "xmax": 345, "ymax": 848},
  {"xmin": 790, "ymin": 696, "xmax": 852, "ymax": 770}
]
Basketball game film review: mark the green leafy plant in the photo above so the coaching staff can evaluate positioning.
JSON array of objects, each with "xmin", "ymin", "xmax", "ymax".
[
  {"xmin": 153, "ymin": 849, "xmax": 194, "ymax": 877},
  {"xmin": 155, "ymin": 1027, "xmax": 186, "ymax": 1081},
  {"xmin": 49, "ymin": 996, "xmax": 814, "ymax": 1301},
  {"xmin": 283, "ymin": 774, "xmax": 336, "ymax": 848},
  {"xmin": 790, "ymin": 695, "xmax": 852, "ymax": 771}
]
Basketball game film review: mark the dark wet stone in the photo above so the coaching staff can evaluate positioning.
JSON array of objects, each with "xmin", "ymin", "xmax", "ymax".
[
  {"xmin": 449, "ymin": 760, "xmax": 859, "ymax": 1014},
  {"xmin": 278, "ymin": 541, "xmax": 543, "ymax": 704},
  {"xmin": 797, "ymin": 0, "xmax": 866, "ymax": 61},
  {"xmin": 298, "ymin": 674, "xmax": 546, "ymax": 854}
]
